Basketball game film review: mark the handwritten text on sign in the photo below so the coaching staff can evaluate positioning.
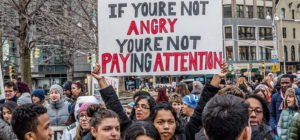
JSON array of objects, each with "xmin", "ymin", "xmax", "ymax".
[{"xmin": 98, "ymin": 0, "xmax": 223, "ymax": 76}]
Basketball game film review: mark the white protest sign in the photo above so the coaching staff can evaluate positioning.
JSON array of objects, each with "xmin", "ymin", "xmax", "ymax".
[
  {"xmin": 98, "ymin": 0, "xmax": 223, "ymax": 76},
  {"xmin": 105, "ymin": 76, "xmax": 119, "ymax": 96},
  {"xmin": 0, "ymin": 65, "xmax": 4, "ymax": 99},
  {"xmin": 50, "ymin": 126, "xmax": 66, "ymax": 140}
]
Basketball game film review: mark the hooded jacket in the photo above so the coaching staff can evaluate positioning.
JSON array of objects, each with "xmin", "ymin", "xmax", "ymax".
[
  {"xmin": 46, "ymin": 99, "xmax": 70, "ymax": 126},
  {"xmin": 277, "ymin": 106, "xmax": 298, "ymax": 140}
]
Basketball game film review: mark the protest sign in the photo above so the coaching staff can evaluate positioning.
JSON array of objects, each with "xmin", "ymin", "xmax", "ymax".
[
  {"xmin": 0, "ymin": 65, "xmax": 4, "ymax": 99},
  {"xmin": 98, "ymin": 0, "xmax": 223, "ymax": 76},
  {"xmin": 50, "ymin": 126, "xmax": 66, "ymax": 140},
  {"xmin": 87, "ymin": 74, "xmax": 119, "ymax": 96}
]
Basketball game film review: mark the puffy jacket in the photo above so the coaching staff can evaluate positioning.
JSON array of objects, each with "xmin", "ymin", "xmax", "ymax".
[
  {"xmin": 0, "ymin": 119, "xmax": 17, "ymax": 140},
  {"xmin": 289, "ymin": 114, "xmax": 300, "ymax": 140},
  {"xmin": 270, "ymin": 88, "xmax": 300, "ymax": 133},
  {"xmin": 46, "ymin": 99, "xmax": 70, "ymax": 126},
  {"xmin": 61, "ymin": 122, "xmax": 78, "ymax": 140},
  {"xmin": 277, "ymin": 106, "xmax": 298, "ymax": 140}
]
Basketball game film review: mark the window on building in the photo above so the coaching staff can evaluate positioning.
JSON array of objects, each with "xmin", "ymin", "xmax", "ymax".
[
  {"xmin": 226, "ymin": 46, "xmax": 233, "ymax": 61},
  {"xmin": 238, "ymin": 26, "xmax": 256, "ymax": 40},
  {"xmin": 237, "ymin": 5, "xmax": 244, "ymax": 18},
  {"xmin": 284, "ymin": 45, "xmax": 288, "ymax": 61},
  {"xmin": 257, "ymin": 6, "xmax": 264, "ymax": 19},
  {"xmin": 293, "ymin": 28, "xmax": 296, "ymax": 39},
  {"xmin": 260, "ymin": 47, "xmax": 272, "ymax": 60},
  {"xmin": 259, "ymin": 27, "xmax": 273, "ymax": 40},
  {"xmin": 283, "ymin": 27, "xmax": 287, "ymax": 38},
  {"xmin": 239, "ymin": 46, "xmax": 256, "ymax": 61},
  {"xmin": 281, "ymin": 8, "xmax": 285, "ymax": 19},
  {"xmin": 292, "ymin": 46, "xmax": 295, "ymax": 61},
  {"xmin": 246, "ymin": 6, "xmax": 253, "ymax": 18},
  {"xmin": 292, "ymin": 10, "xmax": 295, "ymax": 19},
  {"xmin": 225, "ymin": 26, "xmax": 232, "ymax": 39},
  {"xmin": 223, "ymin": 5, "xmax": 232, "ymax": 18},
  {"xmin": 266, "ymin": 7, "xmax": 272, "ymax": 19}
]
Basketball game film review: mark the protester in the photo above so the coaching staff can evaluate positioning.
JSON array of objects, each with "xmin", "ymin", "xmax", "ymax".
[
  {"xmin": 156, "ymin": 87, "xmax": 168, "ymax": 104},
  {"xmin": 132, "ymin": 95, "xmax": 156, "ymax": 121},
  {"xmin": 270, "ymin": 74, "xmax": 300, "ymax": 134},
  {"xmin": 191, "ymin": 81, "xmax": 204, "ymax": 95},
  {"xmin": 132, "ymin": 91, "xmax": 151, "ymax": 102},
  {"xmin": 246, "ymin": 94, "xmax": 274, "ymax": 140},
  {"xmin": 292, "ymin": 75, "xmax": 299, "ymax": 88},
  {"xmin": 0, "ymin": 81, "xmax": 18, "ymax": 108},
  {"xmin": 17, "ymin": 91, "xmax": 32, "ymax": 106},
  {"xmin": 0, "ymin": 101, "xmax": 18, "ymax": 139},
  {"xmin": 124, "ymin": 121, "xmax": 161, "ymax": 140},
  {"xmin": 125, "ymin": 102, "xmax": 134, "ymax": 118},
  {"xmin": 182, "ymin": 94, "xmax": 199, "ymax": 123},
  {"xmin": 254, "ymin": 88, "xmax": 270, "ymax": 105},
  {"xmin": 85, "ymin": 108, "xmax": 120, "ymax": 140},
  {"xmin": 236, "ymin": 77, "xmax": 252, "ymax": 94},
  {"xmin": 46, "ymin": 84, "xmax": 70, "ymax": 126},
  {"xmin": 168, "ymin": 93, "xmax": 182, "ymax": 117},
  {"xmin": 32, "ymin": 89, "xmax": 48, "ymax": 106},
  {"xmin": 71, "ymin": 81, "xmax": 85, "ymax": 102},
  {"xmin": 175, "ymin": 82, "xmax": 190, "ymax": 97},
  {"xmin": 1, "ymin": 101, "xmax": 17, "ymax": 124},
  {"xmin": 202, "ymin": 94, "xmax": 251, "ymax": 140},
  {"xmin": 62, "ymin": 103, "xmax": 95, "ymax": 140},
  {"xmin": 277, "ymin": 88, "xmax": 299, "ymax": 140},
  {"xmin": 11, "ymin": 103, "xmax": 54, "ymax": 140},
  {"xmin": 16, "ymin": 81, "xmax": 31, "ymax": 97},
  {"xmin": 63, "ymin": 81, "xmax": 73, "ymax": 100}
]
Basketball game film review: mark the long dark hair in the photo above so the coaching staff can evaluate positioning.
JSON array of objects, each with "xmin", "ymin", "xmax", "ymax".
[
  {"xmin": 129, "ymin": 95, "xmax": 156, "ymax": 121},
  {"xmin": 124, "ymin": 121, "xmax": 161, "ymax": 140}
]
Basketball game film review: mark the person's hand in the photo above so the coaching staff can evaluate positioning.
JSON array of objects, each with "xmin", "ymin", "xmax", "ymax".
[
  {"xmin": 217, "ymin": 60, "xmax": 228, "ymax": 79},
  {"xmin": 91, "ymin": 64, "xmax": 104, "ymax": 80}
]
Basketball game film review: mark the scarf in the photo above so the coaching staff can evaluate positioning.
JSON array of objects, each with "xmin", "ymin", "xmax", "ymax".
[{"xmin": 279, "ymin": 89, "xmax": 285, "ymax": 110}]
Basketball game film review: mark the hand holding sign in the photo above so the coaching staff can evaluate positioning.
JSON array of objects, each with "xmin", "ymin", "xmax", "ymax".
[{"xmin": 217, "ymin": 60, "xmax": 228, "ymax": 79}]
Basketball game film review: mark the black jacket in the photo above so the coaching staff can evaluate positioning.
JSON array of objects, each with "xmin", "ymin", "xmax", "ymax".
[{"xmin": 100, "ymin": 84, "xmax": 219, "ymax": 140}]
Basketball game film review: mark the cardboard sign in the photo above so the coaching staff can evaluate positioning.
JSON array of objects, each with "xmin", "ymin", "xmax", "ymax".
[
  {"xmin": 0, "ymin": 65, "xmax": 4, "ymax": 99},
  {"xmin": 98, "ymin": 0, "xmax": 223, "ymax": 76},
  {"xmin": 105, "ymin": 76, "xmax": 119, "ymax": 95}
]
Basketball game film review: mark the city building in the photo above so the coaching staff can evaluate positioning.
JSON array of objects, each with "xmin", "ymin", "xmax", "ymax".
[
  {"xmin": 223, "ymin": 0, "xmax": 277, "ymax": 80},
  {"xmin": 276, "ymin": 0, "xmax": 300, "ymax": 74}
]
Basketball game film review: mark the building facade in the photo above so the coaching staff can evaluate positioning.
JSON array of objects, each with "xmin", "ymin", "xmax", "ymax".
[
  {"xmin": 223, "ymin": 0, "xmax": 277, "ymax": 80},
  {"xmin": 276, "ymin": 0, "xmax": 300, "ymax": 74}
]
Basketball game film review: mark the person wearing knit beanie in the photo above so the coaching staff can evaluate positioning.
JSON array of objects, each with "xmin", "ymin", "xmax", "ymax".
[
  {"xmin": 50, "ymin": 84, "xmax": 64, "ymax": 101},
  {"xmin": 63, "ymin": 81, "xmax": 72, "ymax": 98},
  {"xmin": 74, "ymin": 102, "xmax": 95, "ymax": 140},
  {"xmin": 32, "ymin": 89, "xmax": 48, "ymax": 106},
  {"xmin": 182, "ymin": 94, "xmax": 199, "ymax": 122}
]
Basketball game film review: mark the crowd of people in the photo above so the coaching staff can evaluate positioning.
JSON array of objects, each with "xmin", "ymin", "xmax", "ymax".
[{"xmin": 1, "ymin": 61, "xmax": 300, "ymax": 140}]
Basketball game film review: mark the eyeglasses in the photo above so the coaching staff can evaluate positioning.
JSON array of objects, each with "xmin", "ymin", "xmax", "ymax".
[
  {"xmin": 79, "ymin": 114, "xmax": 89, "ymax": 120},
  {"xmin": 134, "ymin": 104, "xmax": 150, "ymax": 110},
  {"xmin": 248, "ymin": 108, "xmax": 263, "ymax": 114}
]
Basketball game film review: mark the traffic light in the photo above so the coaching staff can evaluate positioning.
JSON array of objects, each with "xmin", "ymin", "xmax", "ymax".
[
  {"xmin": 9, "ymin": 65, "xmax": 14, "ymax": 79},
  {"xmin": 262, "ymin": 60, "xmax": 266, "ymax": 70},
  {"xmin": 87, "ymin": 52, "xmax": 92, "ymax": 64}
]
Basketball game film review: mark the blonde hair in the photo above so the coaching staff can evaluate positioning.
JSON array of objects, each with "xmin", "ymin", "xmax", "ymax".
[
  {"xmin": 169, "ymin": 93, "xmax": 182, "ymax": 104},
  {"xmin": 236, "ymin": 77, "xmax": 248, "ymax": 87}
]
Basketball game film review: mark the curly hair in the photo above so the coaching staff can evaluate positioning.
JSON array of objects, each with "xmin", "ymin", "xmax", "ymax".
[{"xmin": 217, "ymin": 86, "xmax": 246, "ymax": 99}]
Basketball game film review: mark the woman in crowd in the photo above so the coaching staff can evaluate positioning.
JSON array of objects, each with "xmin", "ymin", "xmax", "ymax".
[
  {"xmin": 175, "ymin": 83, "xmax": 190, "ymax": 97},
  {"xmin": 31, "ymin": 89, "xmax": 48, "ymax": 106},
  {"xmin": 168, "ymin": 93, "xmax": 182, "ymax": 118},
  {"xmin": 156, "ymin": 87, "xmax": 169, "ymax": 104},
  {"xmin": 0, "ymin": 101, "xmax": 17, "ymax": 139},
  {"xmin": 246, "ymin": 94, "xmax": 274, "ymax": 140},
  {"xmin": 16, "ymin": 81, "xmax": 32, "ymax": 105},
  {"xmin": 46, "ymin": 84, "xmax": 70, "ymax": 126},
  {"xmin": 236, "ymin": 77, "xmax": 252, "ymax": 94},
  {"xmin": 254, "ymin": 88, "xmax": 270, "ymax": 105},
  {"xmin": 182, "ymin": 94, "xmax": 199, "ymax": 123},
  {"xmin": 277, "ymin": 88, "xmax": 299, "ymax": 140},
  {"xmin": 82, "ymin": 106, "xmax": 120, "ymax": 140},
  {"xmin": 125, "ymin": 102, "xmax": 134, "ymax": 118},
  {"xmin": 289, "ymin": 113, "xmax": 300, "ymax": 140},
  {"xmin": 124, "ymin": 121, "xmax": 161, "ymax": 140},
  {"xmin": 62, "ymin": 103, "xmax": 95, "ymax": 140}
]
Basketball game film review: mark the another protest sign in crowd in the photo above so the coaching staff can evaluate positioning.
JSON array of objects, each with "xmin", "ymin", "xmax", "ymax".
[{"xmin": 1, "ymin": 61, "xmax": 300, "ymax": 140}]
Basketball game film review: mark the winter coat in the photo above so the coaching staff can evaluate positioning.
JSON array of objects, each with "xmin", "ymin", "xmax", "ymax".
[
  {"xmin": 82, "ymin": 132, "xmax": 95, "ymax": 140},
  {"xmin": 0, "ymin": 96, "xmax": 17, "ymax": 109},
  {"xmin": 289, "ymin": 114, "xmax": 300, "ymax": 140},
  {"xmin": 277, "ymin": 106, "xmax": 298, "ymax": 140},
  {"xmin": 270, "ymin": 88, "xmax": 300, "ymax": 133},
  {"xmin": 0, "ymin": 119, "xmax": 17, "ymax": 140},
  {"xmin": 46, "ymin": 99, "xmax": 70, "ymax": 126},
  {"xmin": 61, "ymin": 122, "xmax": 78, "ymax": 140},
  {"xmin": 100, "ymin": 84, "xmax": 219, "ymax": 140}
]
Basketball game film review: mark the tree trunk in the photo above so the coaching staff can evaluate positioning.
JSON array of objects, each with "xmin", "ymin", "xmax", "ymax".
[
  {"xmin": 0, "ymin": 40, "xmax": 3, "ymax": 76},
  {"xmin": 119, "ymin": 76, "xmax": 126, "ymax": 93},
  {"xmin": 66, "ymin": 51, "xmax": 73, "ymax": 81}
]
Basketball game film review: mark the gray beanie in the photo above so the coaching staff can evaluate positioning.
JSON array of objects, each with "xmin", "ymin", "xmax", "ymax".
[
  {"xmin": 50, "ymin": 84, "xmax": 63, "ymax": 98},
  {"xmin": 17, "ymin": 93, "xmax": 32, "ymax": 105}
]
